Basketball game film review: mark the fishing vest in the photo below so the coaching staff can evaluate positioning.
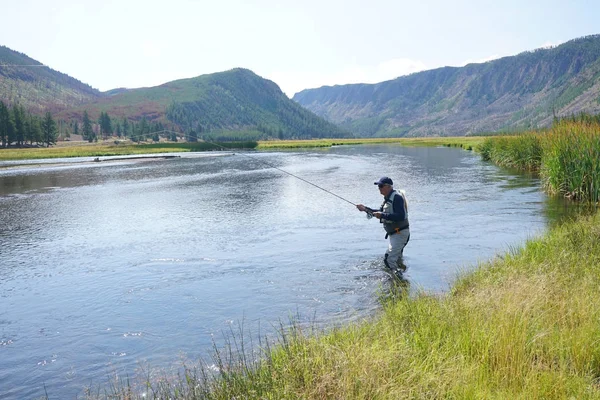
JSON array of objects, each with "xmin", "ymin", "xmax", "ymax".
[{"xmin": 380, "ymin": 190, "xmax": 409, "ymax": 234}]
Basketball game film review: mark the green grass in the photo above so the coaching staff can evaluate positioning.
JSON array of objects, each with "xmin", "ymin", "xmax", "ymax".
[
  {"xmin": 1, "ymin": 137, "xmax": 485, "ymax": 162},
  {"xmin": 0, "ymin": 141, "xmax": 257, "ymax": 161},
  {"xmin": 479, "ymin": 134, "xmax": 543, "ymax": 170},
  {"xmin": 542, "ymin": 120, "xmax": 600, "ymax": 201},
  {"xmin": 82, "ymin": 212, "xmax": 600, "ymax": 399},
  {"xmin": 256, "ymin": 136, "xmax": 486, "ymax": 150},
  {"xmin": 479, "ymin": 120, "xmax": 600, "ymax": 202}
]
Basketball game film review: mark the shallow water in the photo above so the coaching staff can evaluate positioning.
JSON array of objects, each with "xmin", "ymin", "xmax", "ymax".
[{"xmin": 0, "ymin": 145, "xmax": 576, "ymax": 398}]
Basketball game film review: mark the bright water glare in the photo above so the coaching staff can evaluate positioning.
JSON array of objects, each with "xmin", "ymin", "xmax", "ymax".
[{"xmin": 0, "ymin": 145, "xmax": 575, "ymax": 398}]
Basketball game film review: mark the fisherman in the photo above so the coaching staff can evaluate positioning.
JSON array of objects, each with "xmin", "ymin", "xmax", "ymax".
[{"xmin": 356, "ymin": 176, "xmax": 410, "ymax": 277}]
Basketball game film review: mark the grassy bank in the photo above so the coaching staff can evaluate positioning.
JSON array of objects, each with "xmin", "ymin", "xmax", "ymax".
[
  {"xmin": 479, "ymin": 120, "xmax": 600, "ymax": 202},
  {"xmin": 1, "ymin": 136, "xmax": 484, "ymax": 162},
  {"xmin": 0, "ymin": 141, "xmax": 258, "ymax": 161},
  {"xmin": 89, "ymin": 211, "xmax": 600, "ymax": 399},
  {"xmin": 256, "ymin": 136, "xmax": 485, "ymax": 151}
]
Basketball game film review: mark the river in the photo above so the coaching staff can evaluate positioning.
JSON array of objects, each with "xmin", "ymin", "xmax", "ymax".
[{"xmin": 0, "ymin": 145, "xmax": 574, "ymax": 398}]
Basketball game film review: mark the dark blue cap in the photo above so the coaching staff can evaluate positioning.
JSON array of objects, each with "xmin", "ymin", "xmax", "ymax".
[{"xmin": 374, "ymin": 176, "xmax": 393, "ymax": 186}]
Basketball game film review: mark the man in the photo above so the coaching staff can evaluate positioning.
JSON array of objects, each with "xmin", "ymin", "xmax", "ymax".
[{"xmin": 356, "ymin": 176, "xmax": 410, "ymax": 277}]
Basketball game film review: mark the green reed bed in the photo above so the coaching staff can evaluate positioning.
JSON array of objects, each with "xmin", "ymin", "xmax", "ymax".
[
  {"xmin": 542, "ymin": 120, "xmax": 600, "ymax": 202},
  {"xmin": 479, "ymin": 120, "xmax": 600, "ymax": 202},
  {"xmin": 479, "ymin": 133, "xmax": 543, "ymax": 171},
  {"xmin": 83, "ymin": 212, "xmax": 600, "ymax": 399}
]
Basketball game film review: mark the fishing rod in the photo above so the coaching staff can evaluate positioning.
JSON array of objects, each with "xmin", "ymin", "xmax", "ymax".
[{"xmin": 202, "ymin": 139, "xmax": 375, "ymax": 218}]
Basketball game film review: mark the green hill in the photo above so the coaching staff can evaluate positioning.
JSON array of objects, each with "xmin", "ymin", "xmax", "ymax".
[
  {"xmin": 0, "ymin": 46, "xmax": 103, "ymax": 114},
  {"xmin": 59, "ymin": 68, "xmax": 351, "ymax": 140},
  {"xmin": 0, "ymin": 46, "xmax": 349, "ymax": 140},
  {"xmin": 293, "ymin": 34, "xmax": 600, "ymax": 137}
]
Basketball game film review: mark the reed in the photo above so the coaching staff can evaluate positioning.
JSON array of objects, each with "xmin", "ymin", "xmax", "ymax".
[
  {"xmin": 479, "ymin": 134, "xmax": 543, "ymax": 170},
  {"xmin": 478, "ymin": 120, "xmax": 600, "ymax": 202},
  {"xmin": 541, "ymin": 120, "xmax": 600, "ymax": 202}
]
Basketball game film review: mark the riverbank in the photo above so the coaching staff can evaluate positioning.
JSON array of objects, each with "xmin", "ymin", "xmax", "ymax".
[
  {"xmin": 0, "ymin": 136, "xmax": 485, "ymax": 162},
  {"xmin": 0, "ymin": 141, "xmax": 256, "ymax": 161},
  {"xmin": 256, "ymin": 136, "xmax": 485, "ymax": 150}
]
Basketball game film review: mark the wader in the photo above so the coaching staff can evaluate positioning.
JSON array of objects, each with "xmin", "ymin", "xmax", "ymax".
[{"xmin": 381, "ymin": 190, "xmax": 410, "ymax": 271}]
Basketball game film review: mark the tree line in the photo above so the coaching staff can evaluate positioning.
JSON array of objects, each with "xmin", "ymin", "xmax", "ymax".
[
  {"xmin": 0, "ymin": 101, "xmax": 57, "ymax": 147},
  {"xmin": 80, "ymin": 110, "xmax": 176, "ymax": 143},
  {"xmin": 0, "ymin": 101, "xmax": 182, "ymax": 148}
]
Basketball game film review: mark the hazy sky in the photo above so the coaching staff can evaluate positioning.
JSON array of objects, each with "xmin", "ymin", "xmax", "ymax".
[{"xmin": 1, "ymin": 0, "xmax": 598, "ymax": 96}]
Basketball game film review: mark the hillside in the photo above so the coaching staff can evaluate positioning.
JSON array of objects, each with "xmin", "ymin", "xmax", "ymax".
[
  {"xmin": 59, "ymin": 68, "xmax": 351, "ymax": 140},
  {"xmin": 293, "ymin": 34, "xmax": 600, "ymax": 137},
  {"xmin": 0, "ymin": 46, "xmax": 103, "ymax": 114}
]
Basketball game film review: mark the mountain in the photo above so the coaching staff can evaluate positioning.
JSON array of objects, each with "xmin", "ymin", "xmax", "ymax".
[
  {"xmin": 293, "ymin": 35, "xmax": 600, "ymax": 137},
  {"xmin": 58, "ymin": 68, "xmax": 350, "ymax": 139},
  {"xmin": 0, "ymin": 46, "xmax": 103, "ymax": 113},
  {"xmin": 0, "ymin": 47, "xmax": 349, "ymax": 140}
]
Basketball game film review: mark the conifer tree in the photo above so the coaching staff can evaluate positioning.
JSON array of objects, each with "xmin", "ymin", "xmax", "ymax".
[
  {"xmin": 41, "ymin": 112, "xmax": 57, "ymax": 147},
  {"xmin": 12, "ymin": 104, "xmax": 25, "ymax": 147},
  {"xmin": 0, "ymin": 101, "xmax": 14, "ymax": 147},
  {"xmin": 122, "ymin": 117, "xmax": 129, "ymax": 139},
  {"xmin": 82, "ymin": 110, "xmax": 95, "ymax": 142}
]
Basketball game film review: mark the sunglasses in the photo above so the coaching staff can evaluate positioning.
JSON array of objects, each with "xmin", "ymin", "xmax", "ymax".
[{"xmin": 378, "ymin": 184, "xmax": 387, "ymax": 188}]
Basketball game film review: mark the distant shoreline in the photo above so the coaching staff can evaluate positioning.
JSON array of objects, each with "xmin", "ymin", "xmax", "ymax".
[{"xmin": 0, "ymin": 137, "xmax": 486, "ymax": 163}]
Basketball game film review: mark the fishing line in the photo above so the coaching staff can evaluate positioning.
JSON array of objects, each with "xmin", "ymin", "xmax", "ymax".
[
  {"xmin": 72, "ymin": 127, "xmax": 373, "ymax": 216},
  {"xmin": 201, "ymin": 139, "xmax": 372, "ymax": 215}
]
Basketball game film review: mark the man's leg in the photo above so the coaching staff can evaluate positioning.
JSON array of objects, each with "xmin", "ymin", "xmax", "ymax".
[{"xmin": 386, "ymin": 230, "xmax": 410, "ymax": 271}]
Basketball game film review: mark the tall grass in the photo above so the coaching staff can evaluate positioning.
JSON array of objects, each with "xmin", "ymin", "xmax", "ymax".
[
  {"xmin": 79, "ymin": 213, "xmax": 600, "ymax": 399},
  {"xmin": 479, "ymin": 134, "xmax": 543, "ymax": 170},
  {"xmin": 542, "ymin": 120, "xmax": 600, "ymax": 201},
  {"xmin": 479, "ymin": 120, "xmax": 600, "ymax": 202}
]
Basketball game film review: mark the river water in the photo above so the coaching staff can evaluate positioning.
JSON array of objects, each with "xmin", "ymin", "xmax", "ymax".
[{"xmin": 0, "ymin": 145, "xmax": 574, "ymax": 398}]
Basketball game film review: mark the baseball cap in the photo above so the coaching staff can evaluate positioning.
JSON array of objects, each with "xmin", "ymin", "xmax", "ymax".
[{"xmin": 374, "ymin": 176, "xmax": 393, "ymax": 186}]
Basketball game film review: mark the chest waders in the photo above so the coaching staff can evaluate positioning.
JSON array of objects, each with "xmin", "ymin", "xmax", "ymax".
[{"xmin": 381, "ymin": 190, "xmax": 410, "ymax": 272}]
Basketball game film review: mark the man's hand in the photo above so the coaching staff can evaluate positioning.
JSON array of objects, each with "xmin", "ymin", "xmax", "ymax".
[
  {"xmin": 356, "ymin": 204, "xmax": 366, "ymax": 212},
  {"xmin": 372, "ymin": 212, "xmax": 382, "ymax": 219}
]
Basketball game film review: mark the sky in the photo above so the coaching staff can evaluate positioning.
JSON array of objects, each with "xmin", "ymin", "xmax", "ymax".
[{"xmin": 1, "ymin": 0, "xmax": 599, "ymax": 97}]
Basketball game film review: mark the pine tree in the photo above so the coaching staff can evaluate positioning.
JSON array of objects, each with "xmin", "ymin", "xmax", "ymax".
[
  {"xmin": 41, "ymin": 112, "xmax": 57, "ymax": 147},
  {"xmin": 122, "ymin": 117, "xmax": 129, "ymax": 139},
  {"xmin": 12, "ymin": 104, "xmax": 25, "ymax": 147},
  {"xmin": 0, "ymin": 101, "xmax": 14, "ymax": 148},
  {"xmin": 82, "ymin": 110, "xmax": 94, "ymax": 142},
  {"xmin": 98, "ymin": 111, "xmax": 113, "ymax": 139},
  {"xmin": 31, "ymin": 115, "xmax": 43, "ymax": 144}
]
